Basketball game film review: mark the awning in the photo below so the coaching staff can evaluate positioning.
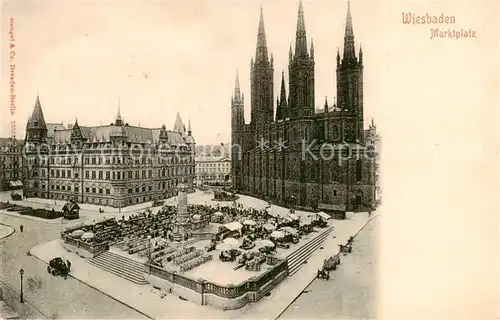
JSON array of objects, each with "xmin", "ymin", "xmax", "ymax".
[
  {"xmin": 288, "ymin": 213, "xmax": 299, "ymax": 220},
  {"xmin": 16, "ymin": 180, "xmax": 23, "ymax": 186},
  {"xmin": 318, "ymin": 203, "xmax": 346, "ymax": 212},
  {"xmin": 317, "ymin": 212, "xmax": 331, "ymax": 220},
  {"xmin": 224, "ymin": 221, "xmax": 243, "ymax": 231},
  {"xmin": 263, "ymin": 223, "xmax": 276, "ymax": 231},
  {"xmin": 9, "ymin": 181, "xmax": 16, "ymax": 187}
]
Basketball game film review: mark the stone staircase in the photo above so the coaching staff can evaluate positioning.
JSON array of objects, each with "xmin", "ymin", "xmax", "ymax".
[
  {"xmin": 89, "ymin": 251, "xmax": 148, "ymax": 285},
  {"xmin": 286, "ymin": 226, "xmax": 334, "ymax": 276}
]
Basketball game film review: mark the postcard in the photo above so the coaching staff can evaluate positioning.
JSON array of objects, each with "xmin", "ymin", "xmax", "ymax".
[{"xmin": 0, "ymin": 0, "xmax": 498, "ymax": 319}]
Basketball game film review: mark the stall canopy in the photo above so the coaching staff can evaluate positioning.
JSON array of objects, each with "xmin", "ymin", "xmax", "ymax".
[
  {"xmin": 216, "ymin": 242, "xmax": 232, "ymax": 251},
  {"xmin": 9, "ymin": 180, "xmax": 22, "ymax": 187},
  {"xmin": 223, "ymin": 237, "xmax": 239, "ymax": 247},
  {"xmin": 214, "ymin": 211, "xmax": 223, "ymax": 216},
  {"xmin": 317, "ymin": 212, "xmax": 331, "ymax": 220},
  {"xmin": 280, "ymin": 226, "xmax": 298, "ymax": 235},
  {"xmin": 81, "ymin": 232, "xmax": 95, "ymax": 240},
  {"xmin": 270, "ymin": 231, "xmax": 285, "ymax": 238},
  {"xmin": 224, "ymin": 221, "xmax": 243, "ymax": 231},
  {"xmin": 263, "ymin": 223, "xmax": 276, "ymax": 231},
  {"xmin": 243, "ymin": 219, "xmax": 256, "ymax": 226},
  {"xmin": 288, "ymin": 213, "xmax": 299, "ymax": 220},
  {"xmin": 257, "ymin": 239, "xmax": 275, "ymax": 248}
]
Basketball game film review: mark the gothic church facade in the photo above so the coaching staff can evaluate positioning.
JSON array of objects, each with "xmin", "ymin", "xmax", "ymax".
[{"xmin": 231, "ymin": 1, "xmax": 376, "ymax": 211}]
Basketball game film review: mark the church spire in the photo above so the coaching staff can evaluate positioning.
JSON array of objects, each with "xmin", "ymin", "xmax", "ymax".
[
  {"xmin": 188, "ymin": 117, "xmax": 192, "ymax": 136},
  {"xmin": 234, "ymin": 69, "xmax": 242, "ymax": 102},
  {"xmin": 294, "ymin": 0, "xmax": 309, "ymax": 59},
  {"xmin": 255, "ymin": 6, "xmax": 269, "ymax": 64},
  {"xmin": 343, "ymin": 0, "xmax": 356, "ymax": 61},
  {"xmin": 280, "ymin": 71, "xmax": 287, "ymax": 106}
]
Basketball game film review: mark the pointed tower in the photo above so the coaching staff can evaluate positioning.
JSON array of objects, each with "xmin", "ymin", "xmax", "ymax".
[
  {"xmin": 336, "ymin": 0, "xmax": 364, "ymax": 143},
  {"xmin": 173, "ymin": 112, "xmax": 185, "ymax": 133},
  {"xmin": 288, "ymin": 0, "xmax": 315, "ymax": 119},
  {"xmin": 25, "ymin": 95, "xmax": 48, "ymax": 142},
  {"xmin": 115, "ymin": 97, "xmax": 124, "ymax": 126},
  {"xmin": 250, "ymin": 6, "xmax": 274, "ymax": 131},
  {"xmin": 276, "ymin": 71, "xmax": 288, "ymax": 121},
  {"xmin": 187, "ymin": 118, "xmax": 192, "ymax": 136},
  {"xmin": 231, "ymin": 70, "xmax": 245, "ymax": 132},
  {"xmin": 70, "ymin": 118, "xmax": 85, "ymax": 142},
  {"xmin": 343, "ymin": 0, "xmax": 356, "ymax": 62}
]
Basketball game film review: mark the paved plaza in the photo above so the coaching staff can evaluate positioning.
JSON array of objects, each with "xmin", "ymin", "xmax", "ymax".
[
  {"xmin": 1, "ymin": 189, "xmax": 377, "ymax": 319},
  {"xmin": 280, "ymin": 215, "xmax": 378, "ymax": 319}
]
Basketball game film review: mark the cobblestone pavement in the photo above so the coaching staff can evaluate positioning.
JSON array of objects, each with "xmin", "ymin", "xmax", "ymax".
[
  {"xmin": 0, "ymin": 213, "xmax": 147, "ymax": 319},
  {"xmin": 279, "ymin": 215, "xmax": 378, "ymax": 319}
]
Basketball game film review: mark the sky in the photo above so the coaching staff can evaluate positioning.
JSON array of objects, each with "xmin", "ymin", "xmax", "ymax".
[{"xmin": 0, "ymin": 0, "xmax": 383, "ymax": 145}]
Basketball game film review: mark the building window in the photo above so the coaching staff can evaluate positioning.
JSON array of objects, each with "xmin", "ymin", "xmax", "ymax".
[
  {"xmin": 356, "ymin": 159, "xmax": 362, "ymax": 182},
  {"xmin": 106, "ymin": 171, "xmax": 110, "ymax": 180},
  {"xmin": 92, "ymin": 171, "xmax": 96, "ymax": 179},
  {"xmin": 333, "ymin": 190, "xmax": 337, "ymax": 197},
  {"xmin": 85, "ymin": 187, "xmax": 89, "ymax": 193},
  {"xmin": 99, "ymin": 171, "xmax": 103, "ymax": 180},
  {"xmin": 92, "ymin": 188, "xmax": 96, "ymax": 193},
  {"xmin": 99, "ymin": 188, "xmax": 103, "ymax": 194}
]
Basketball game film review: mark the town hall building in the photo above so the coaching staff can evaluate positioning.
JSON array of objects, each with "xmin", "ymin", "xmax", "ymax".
[{"xmin": 22, "ymin": 97, "xmax": 196, "ymax": 208}]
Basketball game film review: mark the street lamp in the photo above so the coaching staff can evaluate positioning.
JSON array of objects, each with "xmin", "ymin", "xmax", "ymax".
[{"xmin": 19, "ymin": 268, "xmax": 24, "ymax": 303}]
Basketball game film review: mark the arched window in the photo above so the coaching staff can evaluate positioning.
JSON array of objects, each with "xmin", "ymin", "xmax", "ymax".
[{"xmin": 356, "ymin": 159, "xmax": 362, "ymax": 182}]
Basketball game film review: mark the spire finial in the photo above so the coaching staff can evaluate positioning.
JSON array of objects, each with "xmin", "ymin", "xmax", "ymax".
[
  {"xmin": 310, "ymin": 38, "xmax": 314, "ymax": 59},
  {"xmin": 117, "ymin": 95, "xmax": 122, "ymax": 120},
  {"xmin": 235, "ymin": 69, "xmax": 240, "ymax": 89},
  {"xmin": 343, "ymin": 0, "xmax": 356, "ymax": 60},
  {"xmin": 255, "ymin": 5, "xmax": 268, "ymax": 63},
  {"xmin": 294, "ymin": 0, "xmax": 308, "ymax": 59}
]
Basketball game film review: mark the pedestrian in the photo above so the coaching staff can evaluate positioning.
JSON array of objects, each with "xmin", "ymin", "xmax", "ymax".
[
  {"xmin": 20, "ymin": 225, "xmax": 23, "ymax": 233},
  {"xmin": 67, "ymin": 260, "xmax": 71, "ymax": 272}
]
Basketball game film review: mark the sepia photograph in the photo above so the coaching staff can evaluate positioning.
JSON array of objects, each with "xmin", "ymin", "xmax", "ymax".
[{"xmin": 1, "ymin": 0, "xmax": 497, "ymax": 319}]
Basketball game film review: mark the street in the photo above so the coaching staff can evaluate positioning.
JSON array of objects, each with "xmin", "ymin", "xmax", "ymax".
[
  {"xmin": 0, "ymin": 213, "xmax": 147, "ymax": 319},
  {"xmin": 279, "ymin": 215, "xmax": 378, "ymax": 319}
]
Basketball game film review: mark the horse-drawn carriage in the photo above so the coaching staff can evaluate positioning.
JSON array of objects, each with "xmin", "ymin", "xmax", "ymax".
[
  {"xmin": 47, "ymin": 257, "xmax": 70, "ymax": 278},
  {"xmin": 10, "ymin": 192, "xmax": 22, "ymax": 201},
  {"xmin": 339, "ymin": 236, "xmax": 354, "ymax": 254},
  {"xmin": 317, "ymin": 251, "xmax": 341, "ymax": 280},
  {"xmin": 317, "ymin": 269, "xmax": 330, "ymax": 280}
]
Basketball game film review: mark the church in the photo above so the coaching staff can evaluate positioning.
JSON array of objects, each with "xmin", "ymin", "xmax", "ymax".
[{"xmin": 231, "ymin": 1, "xmax": 376, "ymax": 211}]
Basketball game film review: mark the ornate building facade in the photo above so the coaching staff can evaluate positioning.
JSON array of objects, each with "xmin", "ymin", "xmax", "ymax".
[
  {"xmin": 0, "ymin": 138, "xmax": 23, "ymax": 191},
  {"xmin": 23, "ymin": 97, "xmax": 196, "ymax": 208},
  {"xmin": 231, "ymin": 1, "xmax": 376, "ymax": 211}
]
